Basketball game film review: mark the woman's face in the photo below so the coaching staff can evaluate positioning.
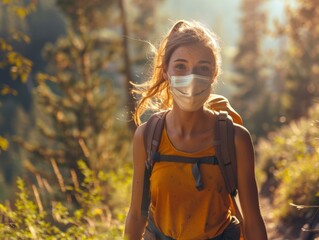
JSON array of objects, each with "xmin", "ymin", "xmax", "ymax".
[{"xmin": 166, "ymin": 43, "xmax": 215, "ymax": 79}]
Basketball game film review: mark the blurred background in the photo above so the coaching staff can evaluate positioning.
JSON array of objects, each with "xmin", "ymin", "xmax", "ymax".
[{"xmin": 0, "ymin": 0, "xmax": 318, "ymax": 239}]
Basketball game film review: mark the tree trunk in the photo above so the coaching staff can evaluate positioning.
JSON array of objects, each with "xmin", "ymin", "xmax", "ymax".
[{"xmin": 119, "ymin": 0, "xmax": 136, "ymax": 132}]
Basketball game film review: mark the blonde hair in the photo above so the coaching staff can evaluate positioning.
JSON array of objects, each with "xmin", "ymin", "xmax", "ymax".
[{"xmin": 132, "ymin": 20, "xmax": 221, "ymax": 125}]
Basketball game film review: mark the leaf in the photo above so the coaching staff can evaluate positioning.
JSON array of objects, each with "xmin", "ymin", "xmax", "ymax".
[
  {"xmin": 1, "ymin": 86, "xmax": 11, "ymax": 95},
  {"xmin": 0, "ymin": 204, "xmax": 8, "ymax": 213},
  {"xmin": 36, "ymin": 73, "xmax": 57, "ymax": 83},
  {"xmin": 0, "ymin": 135, "xmax": 9, "ymax": 151},
  {"xmin": 22, "ymin": 34, "xmax": 30, "ymax": 44},
  {"xmin": 15, "ymin": 7, "xmax": 27, "ymax": 19},
  {"xmin": 21, "ymin": 73, "xmax": 28, "ymax": 83},
  {"xmin": 11, "ymin": 31, "xmax": 28, "ymax": 43},
  {"xmin": 1, "ymin": 85, "xmax": 18, "ymax": 96},
  {"xmin": 0, "ymin": 38, "xmax": 13, "ymax": 51}
]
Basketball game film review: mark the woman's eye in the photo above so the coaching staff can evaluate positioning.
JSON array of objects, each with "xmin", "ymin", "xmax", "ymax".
[
  {"xmin": 174, "ymin": 63, "xmax": 187, "ymax": 71},
  {"xmin": 197, "ymin": 65, "xmax": 212, "ymax": 75}
]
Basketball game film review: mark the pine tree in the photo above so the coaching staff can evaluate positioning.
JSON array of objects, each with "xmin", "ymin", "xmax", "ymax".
[
  {"xmin": 279, "ymin": 0, "xmax": 319, "ymax": 121},
  {"xmin": 230, "ymin": 0, "xmax": 271, "ymax": 139},
  {"xmin": 14, "ymin": 0, "xmax": 164, "ymax": 213},
  {"xmin": 13, "ymin": 0, "xmax": 131, "ymax": 210}
]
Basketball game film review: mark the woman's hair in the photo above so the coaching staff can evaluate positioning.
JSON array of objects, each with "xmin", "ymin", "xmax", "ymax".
[{"xmin": 132, "ymin": 20, "xmax": 221, "ymax": 125}]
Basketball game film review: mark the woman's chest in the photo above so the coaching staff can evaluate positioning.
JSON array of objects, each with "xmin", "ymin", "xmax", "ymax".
[{"xmin": 150, "ymin": 162, "xmax": 226, "ymax": 196}]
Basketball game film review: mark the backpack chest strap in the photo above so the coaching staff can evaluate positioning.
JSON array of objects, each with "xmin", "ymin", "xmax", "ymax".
[{"xmin": 153, "ymin": 153, "xmax": 218, "ymax": 191}]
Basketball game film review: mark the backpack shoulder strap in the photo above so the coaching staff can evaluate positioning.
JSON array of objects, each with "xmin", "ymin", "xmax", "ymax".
[
  {"xmin": 216, "ymin": 111, "xmax": 238, "ymax": 196},
  {"xmin": 216, "ymin": 111, "xmax": 245, "ymax": 237},
  {"xmin": 141, "ymin": 110, "xmax": 168, "ymax": 217}
]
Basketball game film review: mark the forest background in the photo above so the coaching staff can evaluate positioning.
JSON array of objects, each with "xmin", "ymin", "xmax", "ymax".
[{"xmin": 0, "ymin": 0, "xmax": 318, "ymax": 239}]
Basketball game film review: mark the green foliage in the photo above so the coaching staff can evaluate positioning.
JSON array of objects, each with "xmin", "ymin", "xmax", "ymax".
[
  {"xmin": 0, "ymin": 0, "xmax": 35, "ymax": 87},
  {"xmin": 16, "ymin": 6, "xmax": 133, "ymax": 207},
  {"xmin": 0, "ymin": 0, "xmax": 165, "ymax": 237},
  {"xmin": 0, "ymin": 177, "xmax": 62, "ymax": 239},
  {"xmin": 1, "ymin": 0, "xmax": 35, "ymax": 20},
  {"xmin": 0, "ymin": 160, "xmax": 131, "ymax": 239},
  {"xmin": 257, "ymin": 104, "xmax": 319, "ymax": 231},
  {"xmin": 0, "ymin": 0, "xmax": 35, "ymax": 163}
]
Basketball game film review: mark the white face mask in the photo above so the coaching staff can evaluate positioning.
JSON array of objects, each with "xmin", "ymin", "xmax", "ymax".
[{"xmin": 170, "ymin": 74, "xmax": 212, "ymax": 112}]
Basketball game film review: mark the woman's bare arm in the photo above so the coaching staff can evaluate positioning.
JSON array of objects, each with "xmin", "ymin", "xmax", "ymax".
[
  {"xmin": 235, "ymin": 125, "xmax": 268, "ymax": 240},
  {"xmin": 124, "ymin": 124, "xmax": 148, "ymax": 240}
]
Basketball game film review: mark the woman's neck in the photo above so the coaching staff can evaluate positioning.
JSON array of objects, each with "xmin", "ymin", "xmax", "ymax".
[{"xmin": 166, "ymin": 107, "xmax": 214, "ymax": 137}]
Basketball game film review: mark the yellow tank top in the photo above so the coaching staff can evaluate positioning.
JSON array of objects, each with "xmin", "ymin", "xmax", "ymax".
[{"xmin": 150, "ymin": 126, "xmax": 232, "ymax": 239}]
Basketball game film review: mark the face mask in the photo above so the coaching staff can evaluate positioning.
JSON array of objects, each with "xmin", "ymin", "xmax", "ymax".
[{"xmin": 170, "ymin": 74, "xmax": 212, "ymax": 112}]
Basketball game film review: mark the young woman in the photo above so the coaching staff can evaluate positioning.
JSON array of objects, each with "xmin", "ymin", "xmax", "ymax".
[{"xmin": 124, "ymin": 20, "xmax": 268, "ymax": 240}]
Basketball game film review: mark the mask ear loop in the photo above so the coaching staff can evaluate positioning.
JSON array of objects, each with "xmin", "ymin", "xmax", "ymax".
[{"xmin": 167, "ymin": 74, "xmax": 174, "ymax": 94}]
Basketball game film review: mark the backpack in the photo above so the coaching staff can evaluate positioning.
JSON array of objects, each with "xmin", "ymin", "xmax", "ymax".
[{"xmin": 141, "ymin": 94, "xmax": 245, "ymax": 239}]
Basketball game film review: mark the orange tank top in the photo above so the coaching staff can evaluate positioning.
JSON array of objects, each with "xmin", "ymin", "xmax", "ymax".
[{"xmin": 149, "ymin": 126, "xmax": 232, "ymax": 239}]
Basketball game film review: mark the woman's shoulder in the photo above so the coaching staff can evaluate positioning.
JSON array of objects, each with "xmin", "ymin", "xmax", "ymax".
[
  {"xmin": 132, "ymin": 123, "xmax": 148, "ymax": 161},
  {"xmin": 233, "ymin": 123, "xmax": 253, "ymax": 146},
  {"xmin": 134, "ymin": 122, "xmax": 147, "ymax": 141}
]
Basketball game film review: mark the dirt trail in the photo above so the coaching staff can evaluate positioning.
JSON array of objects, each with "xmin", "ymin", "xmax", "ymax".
[{"xmin": 260, "ymin": 197, "xmax": 294, "ymax": 240}]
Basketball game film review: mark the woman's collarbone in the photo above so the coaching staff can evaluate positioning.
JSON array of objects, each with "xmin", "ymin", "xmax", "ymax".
[{"xmin": 169, "ymin": 130, "xmax": 215, "ymax": 153}]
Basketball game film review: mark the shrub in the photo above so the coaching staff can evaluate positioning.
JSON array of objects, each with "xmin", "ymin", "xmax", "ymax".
[
  {"xmin": 0, "ymin": 160, "xmax": 131, "ymax": 239},
  {"xmin": 257, "ymin": 104, "xmax": 319, "ymax": 234}
]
